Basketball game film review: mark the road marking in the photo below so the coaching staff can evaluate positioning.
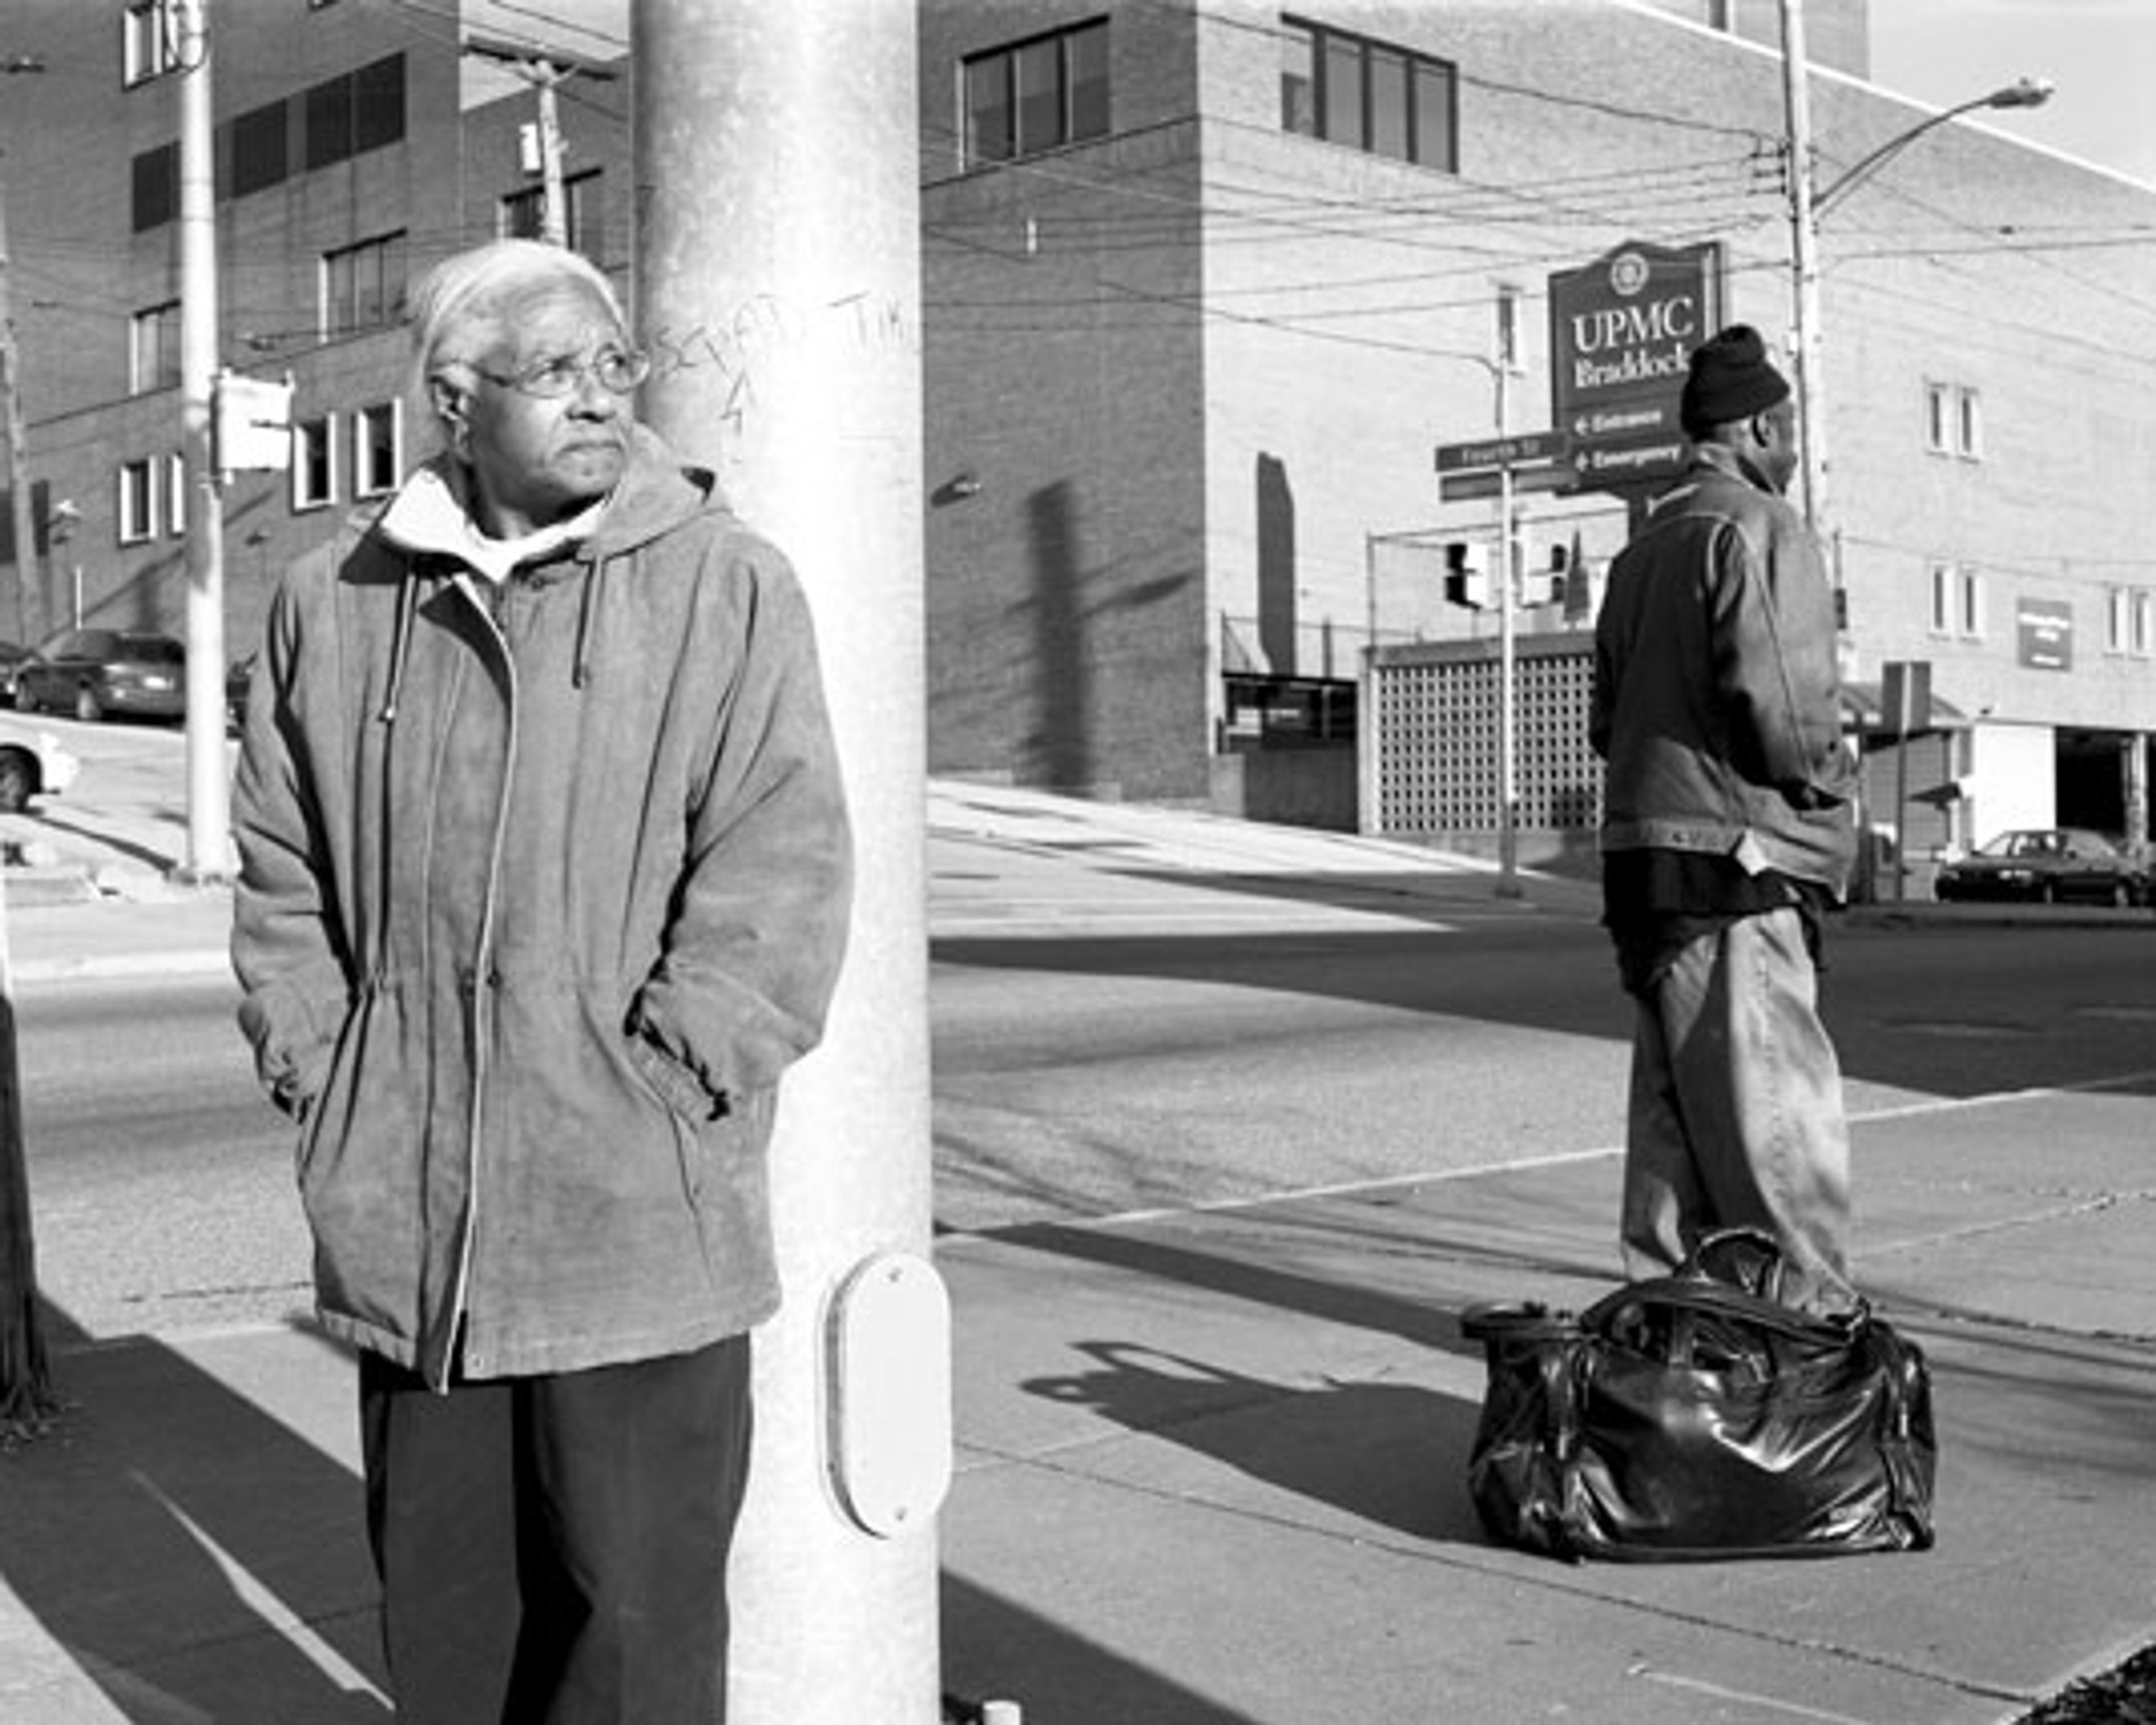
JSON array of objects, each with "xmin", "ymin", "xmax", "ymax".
[{"xmin": 1044, "ymin": 1079, "xmax": 2156, "ymax": 1233}]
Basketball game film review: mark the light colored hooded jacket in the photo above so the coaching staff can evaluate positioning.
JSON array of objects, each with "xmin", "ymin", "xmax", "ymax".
[{"xmin": 231, "ymin": 426, "xmax": 853, "ymax": 1388}]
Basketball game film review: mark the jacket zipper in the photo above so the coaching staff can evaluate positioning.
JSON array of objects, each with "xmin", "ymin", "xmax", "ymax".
[{"xmin": 438, "ymin": 571, "xmax": 521, "ymax": 1388}]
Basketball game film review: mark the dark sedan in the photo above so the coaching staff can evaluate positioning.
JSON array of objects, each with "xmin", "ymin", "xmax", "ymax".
[
  {"xmin": 13, "ymin": 628, "xmax": 186, "ymax": 723},
  {"xmin": 1933, "ymin": 828, "xmax": 2149, "ymax": 908}
]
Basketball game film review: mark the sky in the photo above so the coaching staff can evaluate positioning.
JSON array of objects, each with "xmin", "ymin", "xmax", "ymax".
[{"xmin": 1866, "ymin": 0, "xmax": 2156, "ymax": 186}]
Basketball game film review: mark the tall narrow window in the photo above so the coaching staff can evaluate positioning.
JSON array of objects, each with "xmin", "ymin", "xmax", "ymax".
[
  {"xmin": 1281, "ymin": 21, "xmax": 1317, "ymax": 136},
  {"xmin": 292, "ymin": 414, "xmax": 337, "ymax": 509},
  {"xmin": 1924, "ymin": 381, "xmax": 1951, "ymax": 453},
  {"xmin": 353, "ymin": 401, "xmax": 402, "ymax": 497},
  {"xmin": 122, "ymin": 1, "xmax": 175, "ymax": 88},
  {"xmin": 1929, "ymin": 561, "xmax": 1954, "ymax": 635},
  {"xmin": 1957, "ymin": 564, "xmax": 1984, "ymax": 636},
  {"xmin": 1956, "ymin": 386, "xmax": 1983, "ymax": 460},
  {"xmin": 117, "ymin": 459, "xmax": 157, "ymax": 544},
  {"xmin": 962, "ymin": 19, "xmax": 1109, "ymax": 167},
  {"xmin": 166, "ymin": 454, "xmax": 188, "ymax": 537},
  {"xmin": 130, "ymin": 301, "xmax": 182, "ymax": 395}
]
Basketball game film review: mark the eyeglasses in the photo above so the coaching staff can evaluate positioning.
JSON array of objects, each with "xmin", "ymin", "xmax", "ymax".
[{"xmin": 474, "ymin": 346, "xmax": 652, "ymax": 399}]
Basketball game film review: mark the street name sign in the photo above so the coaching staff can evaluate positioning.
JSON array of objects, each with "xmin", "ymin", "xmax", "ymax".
[{"xmin": 1433, "ymin": 430, "xmax": 1570, "ymax": 473}]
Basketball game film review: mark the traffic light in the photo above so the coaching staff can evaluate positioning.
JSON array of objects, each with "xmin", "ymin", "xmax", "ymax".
[{"xmin": 1443, "ymin": 541, "xmax": 1490, "ymax": 609}]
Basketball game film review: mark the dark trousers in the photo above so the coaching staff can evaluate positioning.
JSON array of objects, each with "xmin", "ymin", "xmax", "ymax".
[{"xmin": 359, "ymin": 1336, "xmax": 753, "ymax": 1725}]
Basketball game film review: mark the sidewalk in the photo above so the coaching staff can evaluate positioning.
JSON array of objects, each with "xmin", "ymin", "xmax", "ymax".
[{"xmin": 2, "ymin": 781, "xmax": 2152, "ymax": 1723}]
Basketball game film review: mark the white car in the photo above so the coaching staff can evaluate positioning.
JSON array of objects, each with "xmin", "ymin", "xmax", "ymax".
[{"xmin": 0, "ymin": 719, "xmax": 79, "ymax": 814}]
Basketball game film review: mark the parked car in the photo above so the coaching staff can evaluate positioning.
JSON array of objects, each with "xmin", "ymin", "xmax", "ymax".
[
  {"xmin": 226, "ymin": 650, "xmax": 256, "ymax": 731},
  {"xmin": 0, "ymin": 716, "xmax": 80, "ymax": 814},
  {"xmin": 1933, "ymin": 828, "xmax": 2149, "ymax": 908},
  {"xmin": 0, "ymin": 641, "xmax": 30, "ymax": 704},
  {"xmin": 13, "ymin": 628, "xmax": 186, "ymax": 723}
]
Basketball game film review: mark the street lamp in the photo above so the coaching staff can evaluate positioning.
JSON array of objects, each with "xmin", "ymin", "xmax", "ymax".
[
  {"xmin": 1780, "ymin": 0, "xmax": 2052, "ymax": 539},
  {"xmin": 1816, "ymin": 76, "xmax": 2054, "ymax": 216}
]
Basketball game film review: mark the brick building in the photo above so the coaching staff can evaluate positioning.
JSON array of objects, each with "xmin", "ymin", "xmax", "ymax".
[
  {"xmin": 3, "ymin": 1, "xmax": 2151, "ymax": 864},
  {"xmin": 0, "ymin": 0, "xmax": 631, "ymax": 664},
  {"xmin": 920, "ymin": 0, "xmax": 2155, "ymax": 861}
]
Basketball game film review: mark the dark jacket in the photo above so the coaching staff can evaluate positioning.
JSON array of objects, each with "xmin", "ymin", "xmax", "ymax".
[
  {"xmin": 1591, "ymin": 442, "xmax": 1856, "ymax": 895},
  {"xmin": 230, "ymin": 427, "xmax": 853, "ymax": 1388}
]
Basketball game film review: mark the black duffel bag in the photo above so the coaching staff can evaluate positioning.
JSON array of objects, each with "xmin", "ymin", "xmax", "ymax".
[{"xmin": 1460, "ymin": 1230, "xmax": 1936, "ymax": 1562}]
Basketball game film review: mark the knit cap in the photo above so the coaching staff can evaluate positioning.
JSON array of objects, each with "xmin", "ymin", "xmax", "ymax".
[{"xmin": 1679, "ymin": 325, "xmax": 1790, "ymax": 435}]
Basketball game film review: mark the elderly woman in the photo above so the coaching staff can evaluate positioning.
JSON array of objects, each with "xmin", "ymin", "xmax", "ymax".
[{"xmin": 230, "ymin": 239, "xmax": 853, "ymax": 1723}]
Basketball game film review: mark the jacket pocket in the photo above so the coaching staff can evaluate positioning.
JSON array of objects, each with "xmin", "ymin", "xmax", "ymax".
[{"xmin": 626, "ymin": 1030, "xmax": 723, "ymax": 1123}]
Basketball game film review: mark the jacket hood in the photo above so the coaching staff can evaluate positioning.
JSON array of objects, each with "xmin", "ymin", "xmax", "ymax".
[{"xmin": 366, "ymin": 423, "xmax": 727, "ymax": 569}]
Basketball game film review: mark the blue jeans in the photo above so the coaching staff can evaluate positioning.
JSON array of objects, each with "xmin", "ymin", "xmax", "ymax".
[{"xmin": 1620, "ymin": 906, "xmax": 1856, "ymax": 1310}]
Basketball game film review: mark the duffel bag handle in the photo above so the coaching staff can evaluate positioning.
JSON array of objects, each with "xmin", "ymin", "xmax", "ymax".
[{"xmin": 1679, "ymin": 1227, "xmax": 1792, "ymax": 1300}]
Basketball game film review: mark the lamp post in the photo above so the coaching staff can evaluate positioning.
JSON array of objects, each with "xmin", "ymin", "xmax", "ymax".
[{"xmin": 1779, "ymin": 0, "xmax": 2051, "ymax": 538}]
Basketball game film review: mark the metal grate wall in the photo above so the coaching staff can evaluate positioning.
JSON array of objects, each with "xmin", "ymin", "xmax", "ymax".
[{"xmin": 1366, "ymin": 635, "xmax": 1604, "ymax": 837}]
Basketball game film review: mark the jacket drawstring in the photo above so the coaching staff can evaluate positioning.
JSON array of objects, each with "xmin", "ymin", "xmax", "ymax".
[
  {"xmin": 572, "ymin": 552, "xmax": 605, "ymax": 690},
  {"xmin": 377, "ymin": 565, "xmax": 422, "ymax": 724}
]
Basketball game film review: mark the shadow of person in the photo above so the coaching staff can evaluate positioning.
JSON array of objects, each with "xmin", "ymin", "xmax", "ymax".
[
  {"xmin": 1024, "ymin": 1339, "xmax": 1486, "ymax": 1545},
  {"xmin": 0, "ymin": 1298, "xmax": 390, "ymax": 1723}
]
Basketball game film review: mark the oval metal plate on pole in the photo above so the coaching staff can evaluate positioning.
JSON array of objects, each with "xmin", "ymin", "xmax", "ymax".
[{"xmin": 633, "ymin": 4, "xmax": 944, "ymax": 1721}]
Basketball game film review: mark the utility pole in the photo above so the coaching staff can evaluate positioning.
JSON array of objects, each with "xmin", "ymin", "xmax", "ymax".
[
  {"xmin": 634, "ymin": 6, "xmax": 945, "ymax": 1724},
  {"xmin": 175, "ymin": 0, "xmax": 228, "ymax": 882},
  {"xmin": 466, "ymin": 38, "xmax": 615, "ymax": 250},
  {"xmin": 1493, "ymin": 288, "xmax": 1527, "ymax": 900},
  {"xmin": 0, "ymin": 147, "xmax": 38, "ymax": 647},
  {"xmin": 534, "ymin": 65, "xmax": 567, "ymax": 245},
  {"xmin": 1779, "ymin": 0, "xmax": 1828, "ymax": 535}
]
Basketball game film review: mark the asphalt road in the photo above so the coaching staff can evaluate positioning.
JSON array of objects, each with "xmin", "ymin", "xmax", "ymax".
[{"xmin": 19, "ymin": 911, "xmax": 2152, "ymax": 1346}]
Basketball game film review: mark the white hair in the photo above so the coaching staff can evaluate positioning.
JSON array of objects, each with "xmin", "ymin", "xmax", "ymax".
[{"xmin": 407, "ymin": 239, "xmax": 627, "ymax": 422}]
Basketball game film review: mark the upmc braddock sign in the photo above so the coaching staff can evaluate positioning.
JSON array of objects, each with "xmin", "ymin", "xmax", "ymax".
[{"xmin": 1547, "ymin": 241, "xmax": 1722, "ymax": 495}]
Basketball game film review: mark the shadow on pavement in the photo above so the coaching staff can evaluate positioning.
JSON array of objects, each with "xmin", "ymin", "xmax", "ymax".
[
  {"xmin": 1022, "ymin": 1339, "xmax": 1482, "ymax": 1546},
  {"xmin": 942, "ymin": 1573, "xmax": 1267, "ymax": 1725},
  {"xmin": 0, "ymin": 1301, "xmax": 388, "ymax": 1723}
]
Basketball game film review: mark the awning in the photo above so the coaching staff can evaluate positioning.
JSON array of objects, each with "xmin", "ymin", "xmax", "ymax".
[{"xmin": 1840, "ymin": 681, "xmax": 1970, "ymax": 737}]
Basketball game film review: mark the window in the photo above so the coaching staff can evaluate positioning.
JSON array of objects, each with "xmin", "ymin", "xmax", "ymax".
[
  {"xmin": 130, "ymin": 300, "xmax": 182, "ymax": 395},
  {"xmin": 225, "ymin": 99, "xmax": 291, "ymax": 198},
  {"xmin": 1925, "ymin": 380, "xmax": 1982, "ymax": 459},
  {"xmin": 354, "ymin": 54, "xmax": 406, "ymax": 153},
  {"xmin": 1281, "ymin": 17, "xmax": 1456, "ymax": 170},
  {"xmin": 131, "ymin": 142, "xmax": 179, "ymax": 233},
  {"xmin": 305, "ymin": 53, "xmax": 405, "ymax": 170},
  {"xmin": 353, "ymin": 401, "xmax": 402, "ymax": 498},
  {"xmin": 1929, "ymin": 560, "xmax": 1984, "ymax": 638},
  {"xmin": 122, "ymin": 1, "xmax": 176, "ymax": 88},
  {"xmin": 501, "ymin": 170, "xmax": 606, "ymax": 262},
  {"xmin": 962, "ymin": 19, "xmax": 1108, "ymax": 166},
  {"xmin": 322, "ymin": 231, "xmax": 408, "ymax": 339},
  {"xmin": 2108, "ymin": 587, "xmax": 2155, "ymax": 658},
  {"xmin": 292, "ymin": 414, "xmax": 338, "ymax": 510},
  {"xmin": 117, "ymin": 458, "xmax": 157, "ymax": 544},
  {"xmin": 166, "ymin": 454, "xmax": 188, "ymax": 537}
]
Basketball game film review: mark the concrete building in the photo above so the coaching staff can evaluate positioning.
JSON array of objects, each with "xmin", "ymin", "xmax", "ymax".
[
  {"xmin": 919, "ymin": 0, "xmax": 2155, "ymax": 868},
  {"xmin": 3, "ymin": 1, "xmax": 2151, "ymax": 870}
]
